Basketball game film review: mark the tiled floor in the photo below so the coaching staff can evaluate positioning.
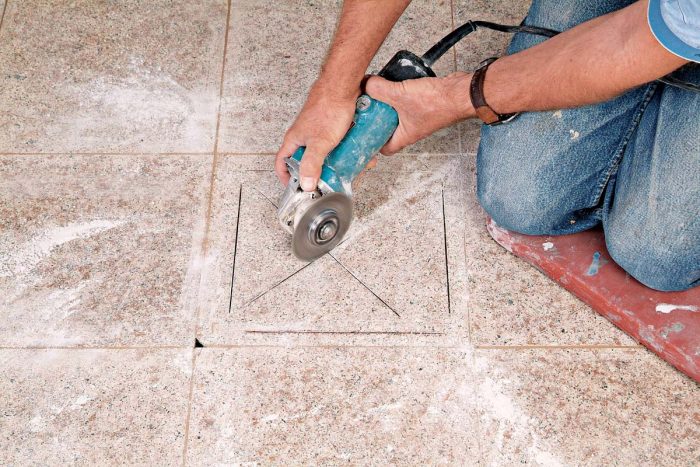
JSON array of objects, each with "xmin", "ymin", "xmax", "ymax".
[{"xmin": 1, "ymin": 0, "xmax": 698, "ymax": 465}]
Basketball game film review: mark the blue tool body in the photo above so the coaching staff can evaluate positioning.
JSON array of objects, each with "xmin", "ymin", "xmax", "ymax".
[{"xmin": 290, "ymin": 95, "xmax": 398, "ymax": 195}]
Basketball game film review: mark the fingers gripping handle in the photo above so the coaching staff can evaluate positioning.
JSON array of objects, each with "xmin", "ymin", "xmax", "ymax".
[
  {"xmin": 289, "ymin": 50, "xmax": 435, "ymax": 194},
  {"xmin": 290, "ymin": 95, "xmax": 398, "ymax": 195}
]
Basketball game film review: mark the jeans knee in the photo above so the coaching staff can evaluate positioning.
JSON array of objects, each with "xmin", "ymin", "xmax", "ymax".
[
  {"xmin": 477, "ymin": 163, "xmax": 572, "ymax": 235},
  {"xmin": 605, "ymin": 224, "xmax": 700, "ymax": 292}
]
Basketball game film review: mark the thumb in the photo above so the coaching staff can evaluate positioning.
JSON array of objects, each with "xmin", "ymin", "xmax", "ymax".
[
  {"xmin": 365, "ymin": 75, "xmax": 402, "ymax": 106},
  {"xmin": 299, "ymin": 140, "xmax": 332, "ymax": 192}
]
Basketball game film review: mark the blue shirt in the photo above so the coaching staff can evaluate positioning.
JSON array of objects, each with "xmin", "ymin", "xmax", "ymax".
[{"xmin": 649, "ymin": 0, "xmax": 700, "ymax": 63}]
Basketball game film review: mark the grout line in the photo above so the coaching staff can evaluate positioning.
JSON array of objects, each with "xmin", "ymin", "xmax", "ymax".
[
  {"xmin": 0, "ymin": 345, "xmax": 188, "ymax": 350},
  {"xmin": 190, "ymin": 343, "xmax": 458, "ymax": 350},
  {"xmin": 245, "ymin": 330, "xmax": 445, "ymax": 336},
  {"xmin": 192, "ymin": 0, "xmax": 233, "ymax": 327},
  {"xmin": 441, "ymin": 189, "xmax": 451, "ymax": 314},
  {"xmin": 181, "ymin": 6, "xmax": 232, "ymax": 461},
  {"xmin": 475, "ymin": 344, "xmax": 642, "ymax": 350},
  {"xmin": 180, "ymin": 348, "xmax": 199, "ymax": 467},
  {"xmin": 0, "ymin": 152, "xmax": 213, "ymax": 157},
  {"xmin": 463, "ymin": 226, "xmax": 474, "ymax": 343},
  {"xmin": 328, "ymin": 253, "xmax": 401, "ymax": 318},
  {"xmin": 0, "ymin": 0, "xmax": 8, "ymax": 33},
  {"xmin": 227, "ymin": 185, "xmax": 243, "ymax": 314}
]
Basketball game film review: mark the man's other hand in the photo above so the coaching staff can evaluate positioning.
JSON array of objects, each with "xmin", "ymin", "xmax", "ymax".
[
  {"xmin": 366, "ymin": 72, "xmax": 475, "ymax": 155},
  {"xmin": 275, "ymin": 82, "xmax": 358, "ymax": 191}
]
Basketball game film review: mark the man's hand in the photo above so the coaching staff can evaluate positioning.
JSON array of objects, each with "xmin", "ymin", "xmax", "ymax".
[
  {"xmin": 274, "ymin": 0, "xmax": 412, "ymax": 191},
  {"xmin": 275, "ymin": 82, "xmax": 358, "ymax": 190},
  {"xmin": 365, "ymin": 72, "xmax": 475, "ymax": 155}
]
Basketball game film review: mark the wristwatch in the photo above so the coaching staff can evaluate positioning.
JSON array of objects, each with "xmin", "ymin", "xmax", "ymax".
[{"xmin": 469, "ymin": 57, "xmax": 518, "ymax": 125}]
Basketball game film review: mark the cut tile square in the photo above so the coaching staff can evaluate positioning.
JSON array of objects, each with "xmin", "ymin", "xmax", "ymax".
[
  {"xmin": 0, "ymin": 348, "xmax": 192, "ymax": 465},
  {"xmin": 0, "ymin": 155, "xmax": 211, "ymax": 346},
  {"xmin": 453, "ymin": 0, "xmax": 532, "ymax": 152},
  {"xmin": 0, "ymin": 0, "xmax": 227, "ymax": 153},
  {"xmin": 197, "ymin": 155, "xmax": 467, "ymax": 343},
  {"xmin": 473, "ymin": 348, "xmax": 700, "ymax": 465},
  {"xmin": 459, "ymin": 163, "xmax": 637, "ymax": 346},
  {"xmin": 218, "ymin": 0, "xmax": 458, "ymax": 154},
  {"xmin": 187, "ymin": 347, "xmax": 480, "ymax": 464}
]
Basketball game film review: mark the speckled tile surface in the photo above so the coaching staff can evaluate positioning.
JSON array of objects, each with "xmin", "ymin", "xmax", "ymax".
[
  {"xmin": 196, "ymin": 154, "xmax": 467, "ymax": 345},
  {"xmin": 0, "ymin": 349, "xmax": 192, "ymax": 465},
  {"xmin": 0, "ymin": 0, "xmax": 227, "ymax": 153},
  {"xmin": 459, "ymin": 161, "xmax": 637, "ymax": 346},
  {"xmin": 453, "ymin": 0, "xmax": 533, "ymax": 152},
  {"xmin": 2, "ymin": 0, "xmax": 699, "ymax": 463},
  {"xmin": 217, "ymin": 0, "xmax": 458, "ymax": 154},
  {"xmin": 186, "ymin": 347, "xmax": 480, "ymax": 464},
  {"xmin": 0, "ymin": 155, "xmax": 210, "ymax": 346},
  {"xmin": 474, "ymin": 348, "xmax": 700, "ymax": 465}
]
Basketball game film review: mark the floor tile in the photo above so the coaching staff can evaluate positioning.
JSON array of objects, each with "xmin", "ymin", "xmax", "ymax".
[
  {"xmin": 459, "ymin": 162, "xmax": 637, "ymax": 346},
  {"xmin": 0, "ymin": 348, "xmax": 192, "ymax": 465},
  {"xmin": 218, "ymin": 0, "xmax": 458, "ymax": 154},
  {"xmin": 186, "ymin": 347, "xmax": 480, "ymax": 464},
  {"xmin": 0, "ymin": 155, "xmax": 210, "ymax": 346},
  {"xmin": 453, "ymin": 0, "xmax": 532, "ymax": 152},
  {"xmin": 0, "ymin": 0, "xmax": 227, "ymax": 153},
  {"xmin": 474, "ymin": 348, "xmax": 700, "ymax": 465},
  {"xmin": 197, "ymin": 155, "xmax": 466, "ymax": 344}
]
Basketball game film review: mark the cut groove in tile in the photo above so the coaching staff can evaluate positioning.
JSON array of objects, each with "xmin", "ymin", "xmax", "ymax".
[
  {"xmin": 0, "ymin": 155, "xmax": 211, "ymax": 346},
  {"xmin": 0, "ymin": 348, "xmax": 192, "ymax": 465},
  {"xmin": 186, "ymin": 347, "xmax": 480, "ymax": 464},
  {"xmin": 197, "ymin": 155, "xmax": 467, "ymax": 343},
  {"xmin": 0, "ymin": 0, "xmax": 227, "ymax": 152},
  {"xmin": 218, "ymin": 0, "xmax": 458, "ymax": 154},
  {"xmin": 474, "ymin": 348, "xmax": 700, "ymax": 465}
]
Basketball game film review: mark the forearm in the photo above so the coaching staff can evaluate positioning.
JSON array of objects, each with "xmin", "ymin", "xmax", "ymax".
[
  {"xmin": 471, "ymin": 0, "xmax": 687, "ymax": 115},
  {"xmin": 316, "ymin": 0, "xmax": 412, "ymax": 98}
]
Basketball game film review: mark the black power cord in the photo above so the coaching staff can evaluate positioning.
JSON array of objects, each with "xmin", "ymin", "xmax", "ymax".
[{"xmin": 421, "ymin": 20, "xmax": 560, "ymax": 67}]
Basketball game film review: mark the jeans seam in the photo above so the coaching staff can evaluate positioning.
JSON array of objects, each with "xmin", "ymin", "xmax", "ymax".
[{"xmin": 587, "ymin": 83, "xmax": 659, "ymax": 208}]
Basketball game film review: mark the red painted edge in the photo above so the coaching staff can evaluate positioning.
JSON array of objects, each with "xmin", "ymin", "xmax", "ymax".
[{"xmin": 486, "ymin": 219, "xmax": 700, "ymax": 383}]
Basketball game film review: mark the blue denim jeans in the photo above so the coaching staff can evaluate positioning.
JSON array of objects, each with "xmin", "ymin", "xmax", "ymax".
[{"xmin": 476, "ymin": 0, "xmax": 700, "ymax": 291}]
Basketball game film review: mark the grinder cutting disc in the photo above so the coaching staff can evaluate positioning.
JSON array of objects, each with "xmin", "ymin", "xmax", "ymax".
[{"xmin": 292, "ymin": 192, "xmax": 353, "ymax": 261}]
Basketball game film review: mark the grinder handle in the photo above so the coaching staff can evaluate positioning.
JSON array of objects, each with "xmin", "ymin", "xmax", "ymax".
[{"xmin": 290, "ymin": 50, "xmax": 436, "ymax": 194}]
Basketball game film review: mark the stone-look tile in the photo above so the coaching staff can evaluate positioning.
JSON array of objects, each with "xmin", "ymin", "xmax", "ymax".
[
  {"xmin": 453, "ymin": 0, "xmax": 533, "ymax": 152},
  {"xmin": 474, "ymin": 348, "xmax": 700, "ymax": 465},
  {"xmin": 0, "ymin": 349, "xmax": 192, "ymax": 465},
  {"xmin": 218, "ymin": 0, "xmax": 458, "ymax": 155},
  {"xmin": 0, "ymin": 1, "xmax": 227, "ymax": 153},
  {"xmin": 0, "ymin": 155, "xmax": 210, "ymax": 346},
  {"xmin": 459, "ymin": 161, "xmax": 636, "ymax": 345},
  {"xmin": 197, "ymin": 155, "xmax": 466, "ymax": 344},
  {"xmin": 187, "ymin": 347, "xmax": 480, "ymax": 464}
]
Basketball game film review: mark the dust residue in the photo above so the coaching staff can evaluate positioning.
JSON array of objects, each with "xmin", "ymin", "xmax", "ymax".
[
  {"xmin": 656, "ymin": 303, "xmax": 698, "ymax": 314},
  {"xmin": 473, "ymin": 352, "xmax": 564, "ymax": 466},
  {"xmin": 50, "ymin": 56, "xmax": 216, "ymax": 152}
]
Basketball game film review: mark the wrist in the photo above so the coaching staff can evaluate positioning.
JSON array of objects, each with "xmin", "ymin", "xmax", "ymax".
[
  {"xmin": 444, "ymin": 72, "xmax": 476, "ymax": 121},
  {"xmin": 313, "ymin": 73, "xmax": 362, "ymax": 102}
]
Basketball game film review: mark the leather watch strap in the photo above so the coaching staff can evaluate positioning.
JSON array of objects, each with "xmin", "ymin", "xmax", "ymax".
[{"xmin": 469, "ymin": 57, "xmax": 517, "ymax": 126}]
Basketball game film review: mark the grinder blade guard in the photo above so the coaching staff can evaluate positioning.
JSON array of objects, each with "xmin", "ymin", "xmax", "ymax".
[{"xmin": 277, "ymin": 20, "xmax": 560, "ymax": 261}]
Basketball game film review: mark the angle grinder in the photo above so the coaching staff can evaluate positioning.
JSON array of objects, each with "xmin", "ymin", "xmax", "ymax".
[{"xmin": 277, "ymin": 20, "xmax": 560, "ymax": 261}]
